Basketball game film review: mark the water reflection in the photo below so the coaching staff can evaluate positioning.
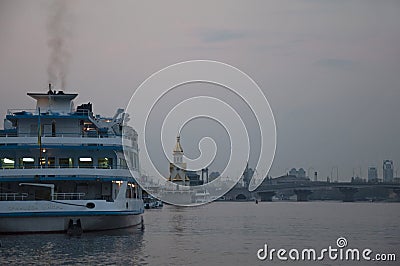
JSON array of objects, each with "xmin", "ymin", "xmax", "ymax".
[{"xmin": 0, "ymin": 227, "xmax": 145, "ymax": 265}]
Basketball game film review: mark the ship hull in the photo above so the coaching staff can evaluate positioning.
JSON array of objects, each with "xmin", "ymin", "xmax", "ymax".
[
  {"xmin": 0, "ymin": 197, "xmax": 144, "ymax": 233},
  {"xmin": 0, "ymin": 212, "xmax": 142, "ymax": 233}
]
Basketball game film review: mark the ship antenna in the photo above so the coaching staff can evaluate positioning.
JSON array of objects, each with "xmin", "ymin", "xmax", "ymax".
[
  {"xmin": 38, "ymin": 107, "xmax": 42, "ymax": 168},
  {"xmin": 48, "ymin": 83, "xmax": 54, "ymax": 95}
]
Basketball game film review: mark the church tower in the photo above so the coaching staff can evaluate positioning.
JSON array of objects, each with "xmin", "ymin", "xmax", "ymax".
[
  {"xmin": 169, "ymin": 136, "xmax": 189, "ymax": 185},
  {"xmin": 173, "ymin": 136, "xmax": 184, "ymax": 166}
]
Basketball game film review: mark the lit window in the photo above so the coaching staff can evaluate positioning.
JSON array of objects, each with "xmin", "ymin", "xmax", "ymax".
[
  {"xmin": 79, "ymin": 157, "xmax": 93, "ymax": 168},
  {"xmin": 79, "ymin": 157, "xmax": 92, "ymax": 162},
  {"xmin": 1, "ymin": 158, "xmax": 15, "ymax": 169},
  {"xmin": 98, "ymin": 158, "xmax": 113, "ymax": 169},
  {"xmin": 59, "ymin": 158, "xmax": 74, "ymax": 168},
  {"xmin": 2, "ymin": 158, "xmax": 14, "ymax": 164},
  {"xmin": 20, "ymin": 157, "xmax": 35, "ymax": 169}
]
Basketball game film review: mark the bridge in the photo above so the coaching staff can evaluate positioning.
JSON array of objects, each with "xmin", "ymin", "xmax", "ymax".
[{"xmin": 224, "ymin": 181, "xmax": 400, "ymax": 202}]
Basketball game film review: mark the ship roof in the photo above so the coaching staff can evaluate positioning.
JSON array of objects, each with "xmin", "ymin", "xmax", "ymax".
[{"xmin": 27, "ymin": 92, "xmax": 78, "ymax": 100}]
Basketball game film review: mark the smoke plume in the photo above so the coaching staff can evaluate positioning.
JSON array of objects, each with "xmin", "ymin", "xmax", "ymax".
[{"xmin": 46, "ymin": 1, "xmax": 72, "ymax": 90}]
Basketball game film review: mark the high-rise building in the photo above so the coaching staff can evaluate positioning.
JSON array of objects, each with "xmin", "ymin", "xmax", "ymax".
[
  {"xmin": 368, "ymin": 167, "xmax": 378, "ymax": 182},
  {"xmin": 383, "ymin": 160, "xmax": 393, "ymax": 182}
]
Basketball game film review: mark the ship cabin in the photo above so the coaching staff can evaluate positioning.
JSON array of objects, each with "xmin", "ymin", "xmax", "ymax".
[{"xmin": 0, "ymin": 86, "xmax": 141, "ymax": 202}]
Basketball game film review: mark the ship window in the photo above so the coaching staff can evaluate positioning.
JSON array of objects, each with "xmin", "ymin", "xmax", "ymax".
[
  {"xmin": 30, "ymin": 124, "xmax": 38, "ymax": 137},
  {"xmin": 59, "ymin": 158, "xmax": 74, "ymax": 168},
  {"xmin": 98, "ymin": 158, "xmax": 113, "ymax": 169},
  {"xmin": 43, "ymin": 124, "xmax": 52, "ymax": 137},
  {"xmin": 79, "ymin": 157, "xmax": 93, "ymax": 168},
  {"xmin": 1, "ymin": 158, "xmax": 15, "ymax": 169},
  {"xmin": 134, "ymin": 154, "xmax": 139, "ymax": 170},
  {"xmin": 52, "ymin": 121, "xmax": 56, "ymax": 137},
  {"xmin": 47, "ymin": 157, "xmax": 55, "ymax": 168},
  {"xmin": 119, "ymin": 158, "xmax": 127, "ymax": 169},
  {"xmin": 126, "ymin": 187, "xmax": 132, "ymax": 198},
  {"xmin": 20, "ymin": 157, "xmax": 35, "ymax": 168},
  {"xmin": 40, "ymin": 157, "xmax": 46, "ymax": 166},
  {"xmin": 125, "ymin": 183, "xmax": 137, "ymax": 198},
  {"xmin": 133, "ymin": 184, "xmax": 138, "ymax": 198}
]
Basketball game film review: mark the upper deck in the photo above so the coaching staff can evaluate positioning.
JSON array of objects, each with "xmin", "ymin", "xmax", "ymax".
[
  {"xmin": 0, "ymin": 86, "xmax": 139, "ymax": 178},
  {"xmin": 0, "ymin": 85, "xmax": 137, "ymax": 146}
]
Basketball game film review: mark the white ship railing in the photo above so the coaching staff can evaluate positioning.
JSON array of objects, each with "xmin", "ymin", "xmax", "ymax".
[
  {"xmin": 6, "ymin": 109, "xmax": 92, "ymax": 116},
  {"xmin": 6, "ymin": 109, "xmax": 38, "ymax": 115},
  {"xmin": 0, "ymin": 193, "xmax": 28, "ymax": 201},
  {"xmin": 0, "ymin": 135, "xmax": 138, "ymax": 147},
  {"xmin": 0, "ymin": 136, "xmax": 126, "ymax": 146},
  {"xmin": 53, "ymin": 193, "xmax": 85, "ymax": 200},
  {"xmin": 1, "ymin": 133, "xmax": 120, "ymax": 138},
  {"xmin": 0, "ymin": 165, "xmax": 130, "ymax": 170},
  {"xmin": 0, "ymin": 167, "xmax": 138, "ymax": 178}
]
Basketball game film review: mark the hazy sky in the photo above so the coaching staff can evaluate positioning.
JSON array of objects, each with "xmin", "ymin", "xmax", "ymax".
[{"xmin": 0, "ymin": 0, "xmax": 399, "ymax": 180}]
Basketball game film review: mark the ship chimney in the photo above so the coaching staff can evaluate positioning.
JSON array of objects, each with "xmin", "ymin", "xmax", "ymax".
[{"xmin": 48, "ymin": 83, "xmax": 55, "ymax": 95}]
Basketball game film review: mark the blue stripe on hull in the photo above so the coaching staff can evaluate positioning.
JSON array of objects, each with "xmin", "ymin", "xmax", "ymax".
[
  {"xmin": 0, "ymin": 210, "xmax": 142, "ymax": 217},
  {"xmin": 0, "ymin": 176, "xmax": 134, "ymax": 182},
  {"xmin": 0, "ymin": 145, "xmax": 123, "ymax": 150}
]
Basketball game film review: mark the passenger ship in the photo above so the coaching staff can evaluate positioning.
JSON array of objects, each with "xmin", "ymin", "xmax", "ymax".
[{"xmin": 0, "ymin": 85, "xmax": 144, "ymax": 233}]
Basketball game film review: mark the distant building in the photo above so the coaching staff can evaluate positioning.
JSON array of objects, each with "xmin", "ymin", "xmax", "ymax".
[
  {"xmin": 289, "ymin": 168, "xmax": 297, "ymax": 176},
  {"xmin": 243, "ymin": 163, "xmax": 254, "ymax": 187},
  {"xmin": 368, "ymin": 167, "xmax": 378, "ymax": 182},
  {"xmin": 186, "ymin": 170, "xmax": 203, "ymax": 186},
  {"xmin": 209, "ymin": 172, "xmax": 220, "ymax": 181},
  {"xmin": 270, "ymin": 174, "xmax": 310, "ymax": 185},
  {"xmin": 298, "ymin": 168, "xmax": 306, "ymax": 178},
  {"xmin": 235, "ymin": 164, "xmax": 255, "ymax": 188},
  {"xmin": 383, "ymin": 160, "xmax": 394, "ymax": 182},
  {"xmin": 351, "ymin": 176, "xmax": 366, "ymax": 183},
  {"xmin": 168, "ymin": 136, "xmax": 190, "ymax": 186},
  {"xmin": 288, "ymin": 168, "xmax": 306, "ymax": 178},
  {"xmin": 168, "ymin": 136, "xmax": 206, "ymax": 186}
]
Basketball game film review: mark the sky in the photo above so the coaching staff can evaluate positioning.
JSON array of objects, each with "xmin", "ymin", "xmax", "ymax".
[{"xmin": 0, "ymin": 0, "xmax": 399, "ymax": 180}]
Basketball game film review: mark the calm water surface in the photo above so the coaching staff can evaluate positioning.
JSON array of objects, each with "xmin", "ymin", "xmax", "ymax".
[{"xmin": 1, "ymin": 202, "xmax": 399, "ymax": 265}]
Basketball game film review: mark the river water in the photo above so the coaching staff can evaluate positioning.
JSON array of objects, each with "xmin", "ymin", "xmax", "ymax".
[{"xmin": 1, "ymin": 202, "xmax": 399, "ymax": 265}]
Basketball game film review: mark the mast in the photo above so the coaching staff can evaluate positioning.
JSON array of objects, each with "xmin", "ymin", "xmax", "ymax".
[{"xmin": 38, "ymin": 107, "xmax": 42, "ymax": 168}]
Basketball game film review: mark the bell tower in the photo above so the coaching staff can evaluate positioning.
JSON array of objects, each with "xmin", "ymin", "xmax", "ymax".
[
  {"xmin": 169, "ymin": 135, "xmax": 189, "ymax": 185},
  {"xmin": 173, "ymin": 135, "xmax": 184, "ymax": 166}
]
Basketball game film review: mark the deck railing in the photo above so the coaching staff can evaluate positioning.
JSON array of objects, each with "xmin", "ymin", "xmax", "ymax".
[
  {"xmin": 6, "ymin": 109, "xmax": 92, "ymax": 117},
  {"xmin": 0, "ymin": 132, "xmax": 122, "ymax": 138},
  {"xmin": 0, "ymin": 165, "xmax": 130, "ymax": 170},
  {"xmin": 0, "ymin": 133, "xmax": 138, "ymax": 142},
  {"xmin": 0, "ymin": 193, "xmax": 28, "ymax": 201},
  {"xmin": 53, "ymin": 192, "xmax": 85, "ymax": 200}
]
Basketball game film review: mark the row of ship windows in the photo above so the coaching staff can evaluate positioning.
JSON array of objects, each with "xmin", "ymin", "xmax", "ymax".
[{"xmin": 0, "ymin": 157, "xmax": 119, "ymax": 169}]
